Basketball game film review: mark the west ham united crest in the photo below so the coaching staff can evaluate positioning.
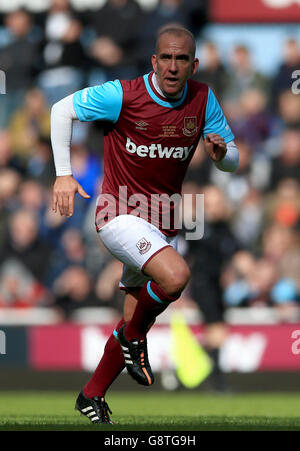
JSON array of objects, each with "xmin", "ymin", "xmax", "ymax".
[
  {"xmin": 136, "ymin": 237, "xmax": 152, "ymax": 255},
  {"xmin": 182, "ymin": 116, "xmax": 198, "ymax": 137}
]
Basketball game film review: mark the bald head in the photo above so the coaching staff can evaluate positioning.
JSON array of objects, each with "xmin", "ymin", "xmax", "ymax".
[
  {"xmin": 155, "ymin": 27, "xmax": 196, "ymax": 59},
  {"xmin": 152, "ymin": 26, "xmax": 199, "ymax": 98}
]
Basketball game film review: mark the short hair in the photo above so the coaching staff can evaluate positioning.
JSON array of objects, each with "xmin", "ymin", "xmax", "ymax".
[{"xmin": 155, "ymin": 26, "xmax": 196, "ymax": 58}]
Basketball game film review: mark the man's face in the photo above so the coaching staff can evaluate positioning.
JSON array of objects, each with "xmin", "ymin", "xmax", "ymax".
[{"xmin": 152, "ymin": 33, "xmax": 199, "ymax": 97}]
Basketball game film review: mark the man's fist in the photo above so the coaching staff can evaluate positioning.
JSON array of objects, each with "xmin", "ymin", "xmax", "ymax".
[
  {"xmin": 52, "ymin": 175, "xmax": 90, "ymax": 217},
  {"xmin": 204, "ymin": 133, "xmax": 227, "ymax": 162}
]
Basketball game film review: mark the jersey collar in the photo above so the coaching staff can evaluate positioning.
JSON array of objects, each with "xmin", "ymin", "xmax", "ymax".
[{"xmin": 143, "ymin": 72, "xmax": 187, "ymax": 109}]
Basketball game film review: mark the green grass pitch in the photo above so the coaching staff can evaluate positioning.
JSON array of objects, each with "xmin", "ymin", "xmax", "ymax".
[{"xmin": 0, "ymin": 391, "xmax": 300, "ymax": 431}]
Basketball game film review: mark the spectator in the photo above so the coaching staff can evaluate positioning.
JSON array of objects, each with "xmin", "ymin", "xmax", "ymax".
[
  {"xmin": 0, "ymin": 130, "xmax": 26, "ymax": 175},
  {"xmin": 0, "ymin": 168, "xmax": 21, "ymax": 212},
  {"xmin": 139, "ymin": 0, "xmax": 206, "ymax": 72},
  {"xmin": 223, "ymin": 256, "xmax": 278, "ymax": 307},
  {"xmin": 271, "ymin": 38, "xmax": 300, "ymax": 110},
  {"xmin": 223, "ymin": 247, "xmax": 300, "ymax": 320},
  {"xmin": 269, "ymin": 128, "xmax": 300, "ymax": 189},
  {"xmin": 262, "ymin": 224, "xmax": 300, "ymax": 318},
  {"xmin": 9, "ymin": 88, "xmax": 51, "ymax": 159},
  {"xmin": 232, "ymin": 188, "xmax": 264, "ymax": 249},
  {"xmin": 277, "ymin": 90, "xmax": 300, "ymax": 129},
  {"xmin": 193, "ymin": 41, "xmax": 229, "ymax": 98},
  {"xmin": 70, "ymin": 143, "xmax": 102, "ymax": 200},
  {"xmin": 222, "ymin": 250, "xmax": 256, "ymax": 307},
  {"xmin": 0, "ymin": 9, "xmax": 39, "ymax": 127},
  {"xmin": 0, "ymin": 168, "xmax": 21, "ymax": 247},
  {"xmin": 88, "ymin": 0, "xmax": 143, "ymax": 82},
  {"xmin": 247, "ymin": 258, "xmax": 278, "ymax": 307},
  {"xmin": 45, "ymin": 227, "xmax": 87, "ymax": 288},
  {"xmin": 184, "ymin": 140, "xmax": 213, "ymax": 186},
  {"xmin": 16, "ymin": 178, "xmax": 47, "ymax": 227},
  {"xmin": 95, "ymin": 259, "xmax": 124, "ymax": 313},
  {"xmin": 231, "ymin": 88, "xmax": 277, "ymax": 152},
  {"xmin": 262, "ymin": 222, "xmax": 297, "ymax": 264},
  {"xmin": 275, "ymin": 244, "xmax": 300, "ymax": 321},
  {"xmin": 224, "ymin": 44, "xmax": 269, "ymax": 102},
  {"xmin": 1, "ymin": 208, "xmax": 51, "ymax": 286},
  {"xmin": 263, "ymin": 178, "xmax": 300, "ymax": 229},
  {"xmin": 39, "ymin": 205, "xmax": 69, "ymax": 248},
  {"xmin": 37, "ymin": 0, "xmax": 86, "ymax": 105},
  {"xmin": 0, "ymin": 259, "xmax": 49, "ymax": 308},
  {"xmin": 53, "ymin": 265, "xmax": 101, "ymax": 320},
  {"xmin": 211, "ymin": 138, "xmax": 270, "ymax": 206},
  {"xmin": 26, "ymin": 137, "xmax": 56, "ymax": 185}
]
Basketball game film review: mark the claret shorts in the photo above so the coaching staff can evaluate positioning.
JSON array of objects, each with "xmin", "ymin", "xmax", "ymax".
[{"xmin": 97, "ymin": 214, "xmax": 178, "ymax": 289}]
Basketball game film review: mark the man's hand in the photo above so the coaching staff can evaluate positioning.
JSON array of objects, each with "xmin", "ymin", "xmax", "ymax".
[
  {"xmin": 52, "ymin": 175, "xmax": 90, "ymax": 217},
  {"xmin": 204, "ymin": 133, "xmax": 227, "ymax": 162}
]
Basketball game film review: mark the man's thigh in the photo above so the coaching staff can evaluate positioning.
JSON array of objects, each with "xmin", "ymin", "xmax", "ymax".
[{"xmin": 97, "ymin": 214, "xmax": 177, "ymax": 288}]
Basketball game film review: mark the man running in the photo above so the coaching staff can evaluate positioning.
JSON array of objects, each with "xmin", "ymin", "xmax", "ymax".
[{"xmin": 51, "ymin": 26, "xmax": 239, "ymax": 424}]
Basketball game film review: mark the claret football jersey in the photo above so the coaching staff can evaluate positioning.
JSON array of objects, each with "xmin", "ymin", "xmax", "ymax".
[{"xmin": 73, "ymin": 72, "xmax": 234, "ymax": 236}]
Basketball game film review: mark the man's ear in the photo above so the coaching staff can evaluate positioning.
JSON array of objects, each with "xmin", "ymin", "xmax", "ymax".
[
  {"xmin": 152, "ymin": 54, "xmax": 157, "ymax": 73},
  {"xmin": 191, "ymin": 58, "xmax": 199, "ymax": 77}
]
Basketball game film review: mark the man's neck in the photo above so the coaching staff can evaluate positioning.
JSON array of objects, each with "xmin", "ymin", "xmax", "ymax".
[{"xmin": 152, "ymin": 73, "xmax": 184, "ymax": 100}]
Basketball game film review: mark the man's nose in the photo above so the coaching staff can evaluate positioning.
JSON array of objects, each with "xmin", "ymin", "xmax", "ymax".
[{"xmin": 169, "ymin": 58, "xmax": 178, "ymax": 73}]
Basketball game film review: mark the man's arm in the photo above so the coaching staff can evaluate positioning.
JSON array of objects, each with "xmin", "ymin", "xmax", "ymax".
[
  {"xmin": 51, "ymin": 94, "xmax": 90, "ymax": 217},
  {"xmin": 204, "ymin": 134, "xmax": 239, "ymax": 172},
  {"xmin": 214, "ymin": 140, "xmax": 239, "ymax": 172},
  {"xmin": 203, "ymin": 88, "xmax": 239, "ymax": 173},
  {"xmin": 50, "ymin": 80, "xmax": 123, "ymax": 217}
]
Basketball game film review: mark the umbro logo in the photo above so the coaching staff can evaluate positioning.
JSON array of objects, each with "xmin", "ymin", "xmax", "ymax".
[{"xmin": 135, "ymin": 120, "xmax": 149, "ymax": 130}]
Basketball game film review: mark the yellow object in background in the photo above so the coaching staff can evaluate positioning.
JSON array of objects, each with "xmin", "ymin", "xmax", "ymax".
[{"xmin": 170, "ymin": 312, "xmax": 212, "ymax": 389}]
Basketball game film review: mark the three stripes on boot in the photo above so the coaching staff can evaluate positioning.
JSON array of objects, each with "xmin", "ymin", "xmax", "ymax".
[{"xmin": 80, "ymin": 406, "xmax": 100, "ymax": 422}]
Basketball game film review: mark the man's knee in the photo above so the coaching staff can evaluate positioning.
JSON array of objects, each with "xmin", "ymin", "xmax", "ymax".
[
  {"xmin": 160, "ymin": 264, "xmax": 191, "ymax": 299},
  {"xmin": 144, "ymin": 247, "xmax": 191, "ymax": 299}
]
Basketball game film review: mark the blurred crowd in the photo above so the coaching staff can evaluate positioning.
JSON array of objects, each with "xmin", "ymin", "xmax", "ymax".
[{"xmin": 0, "ymin": 0, "xmax": 300, "ymax": 323}]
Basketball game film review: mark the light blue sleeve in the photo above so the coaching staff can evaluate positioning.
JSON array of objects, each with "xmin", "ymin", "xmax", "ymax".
[
  {"xmin": 271, "ymin": 278, "xmax": 298, "ymax": 304},
  {"xmin": 73, "ymin": 79, "xmax": 123, "ymax": 123},
  {"xmin": 203, "ymin": 88, "xmax": 234, "ymax": 143}
]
